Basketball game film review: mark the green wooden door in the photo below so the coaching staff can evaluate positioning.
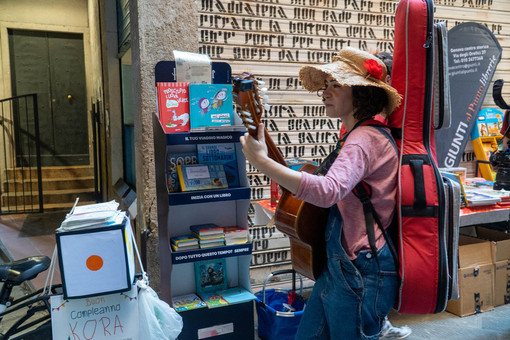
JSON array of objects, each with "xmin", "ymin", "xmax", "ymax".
[{"xmin": 8, "ymin": 29, "xmax": 89, "ymax": 166}]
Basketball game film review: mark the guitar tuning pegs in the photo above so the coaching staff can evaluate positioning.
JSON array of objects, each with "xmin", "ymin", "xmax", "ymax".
[
  {"xmin": 264, "ymin": 104, "xmax": 271, "ymax": 111},
  {"xmin": 259, "ymin": 87, "xmax": 268, "ymax": 95},
  {"xmin": 257, "ymin": 80, "xmax": 266, "ymax": 86},
  {"xmin": 263, "ymin": 95, "xmax": 269, "ymax": 104}
]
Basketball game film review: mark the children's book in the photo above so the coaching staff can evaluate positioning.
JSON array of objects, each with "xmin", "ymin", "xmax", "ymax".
[
  {"xmin": 172, "ymin": 293, "xmax": 207, "ymax": 312},
  {"xmin": 157, "ymin": 82, "xmax": 190, "ymax": 133},
  {"xmin": 197, "ymin": 143, "xmax": 239, "ymax": 187},
  {"xmin": 189, "ymin": 84, "xmax": 233, "ymax": 130},
  {"xmin": 166, "ymin": 151, "xmax": 198, "ymax": 192},
  {"xmin": 195, "ymin": 258, "xmax": 227, "ymax": 295},
  {"xmin": 177, "ymin": 164, "xmax": 228, "ymax": 191},
  {"xmin": 217, "ymin": 287, "xmax": 257, "ymax": 305},
  {"xmin": 198, "ymin": 292, "xmax": 229, "ymax": 308}
]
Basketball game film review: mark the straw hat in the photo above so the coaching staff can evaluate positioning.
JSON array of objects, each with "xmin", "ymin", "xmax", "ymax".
[{"xmin": 299, "ymin": 47, "xmax": 402, "ymax": 115}]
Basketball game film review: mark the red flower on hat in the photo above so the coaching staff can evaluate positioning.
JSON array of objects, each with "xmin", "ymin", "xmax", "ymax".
[{"xmin": 363, "ymin": 59, "xmax": 383, "ymax": 80}]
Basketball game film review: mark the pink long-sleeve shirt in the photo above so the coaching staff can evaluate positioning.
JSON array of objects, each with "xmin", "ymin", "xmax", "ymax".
[{"xmin": 295, "ymin": 125, "xmax": 398, "ymax": 259}]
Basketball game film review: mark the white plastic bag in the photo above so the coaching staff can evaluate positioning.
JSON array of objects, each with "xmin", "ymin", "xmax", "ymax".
[{"xmin": 137, "ymin": 279, "xmax": 183, "ymax": 340}]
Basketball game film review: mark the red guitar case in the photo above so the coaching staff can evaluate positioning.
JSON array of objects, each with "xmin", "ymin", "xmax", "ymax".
[{"xmin": 388, "ymin": 0, "xmax": 451, "ymax": 314}]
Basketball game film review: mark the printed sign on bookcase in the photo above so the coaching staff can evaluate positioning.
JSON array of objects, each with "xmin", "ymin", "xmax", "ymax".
[
  {"xmin": 189, "ymin": 84, "xmax": 233, "ymax": 130},
  {"xmin": 157, "ymin": 82, "xmax": 190, "ymax": 133}
]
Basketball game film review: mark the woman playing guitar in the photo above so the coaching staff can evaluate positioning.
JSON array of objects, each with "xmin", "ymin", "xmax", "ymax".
[{"xmin": 240, "ymin": 47, "xmax": 402, "ymax": 339}]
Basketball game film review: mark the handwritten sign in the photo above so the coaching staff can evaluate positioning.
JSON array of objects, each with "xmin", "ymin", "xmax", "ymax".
[{"xmin": 51, "ymin": 285, "xmax": 138, "ymax": 340}]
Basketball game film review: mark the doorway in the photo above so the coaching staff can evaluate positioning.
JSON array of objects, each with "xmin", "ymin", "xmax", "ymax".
[{"xmin": 8, "ymin": 29, "xmax": 89, "ymax": 167}]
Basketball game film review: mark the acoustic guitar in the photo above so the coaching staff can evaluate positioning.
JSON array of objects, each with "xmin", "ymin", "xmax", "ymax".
[{"xmin": 232, "ymin": 72, "xmax": 329, "ymax": 280}]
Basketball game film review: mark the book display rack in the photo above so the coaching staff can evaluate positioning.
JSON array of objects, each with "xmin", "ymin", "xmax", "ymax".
[{"xmin": 153, "ymin": 59, "xmax": 254, "ymax": 340}]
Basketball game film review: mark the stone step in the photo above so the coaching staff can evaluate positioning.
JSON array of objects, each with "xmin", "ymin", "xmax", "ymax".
[
  {"xmin": 3, "ymin": 165, "xmax": 94, "ymax": 180},
  {"xmin": 0, "ymin": 200, "xmax": 98, "ymax": 213},
  {"xmin": 43, "ymin": 200, "xmax": 98, "ymax": 212},
  {"xmin": 2, "ymin": 176, "xmax": 94, "ymax": 192},
  {"xmin": 1, "ymin": 188, "xmax": 96, "ymax": 206}
]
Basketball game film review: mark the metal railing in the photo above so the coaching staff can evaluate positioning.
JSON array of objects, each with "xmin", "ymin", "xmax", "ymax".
[{"xmin": 0, "ymin": 94, "xmax": 43, "ymax": 214}]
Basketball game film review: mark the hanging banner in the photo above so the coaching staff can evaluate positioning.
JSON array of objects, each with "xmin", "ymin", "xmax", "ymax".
[{"xmin": 435, "ymin": 22, "xmax": 502, "ymax": 168}]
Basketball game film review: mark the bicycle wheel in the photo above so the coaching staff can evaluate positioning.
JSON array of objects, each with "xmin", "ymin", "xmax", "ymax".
[{"xmin": 3, "ymin": 319, "xmax": 51, "ymax": 340}]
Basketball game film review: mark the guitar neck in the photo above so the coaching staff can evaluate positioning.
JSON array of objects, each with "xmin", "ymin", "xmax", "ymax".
[
  {"xmin": 236, "ymin": 90, "xmax": 287, "ymax": 167},
  {"xmin": 263, "ymin": 128, "xmax": 287, "ymax": 167}
]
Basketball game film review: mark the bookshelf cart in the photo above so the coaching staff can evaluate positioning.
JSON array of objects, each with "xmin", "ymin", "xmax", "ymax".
[{"xmin": 153, "ymin": 61, "xmax": 255, "ymax": 339}]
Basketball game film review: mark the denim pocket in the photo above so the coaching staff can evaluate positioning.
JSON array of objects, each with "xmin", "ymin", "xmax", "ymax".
[
  {"xmin": 375, "ymin": 270, "xmax": 398, "ymax": 318},
  {"xmin": 375, "ymin": 243, "xmax": 398, "ymax": 318}
]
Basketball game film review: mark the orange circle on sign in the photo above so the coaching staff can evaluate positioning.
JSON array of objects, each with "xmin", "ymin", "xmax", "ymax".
[{"xmin": 86, "ymin": 255, "xmax": 103, "ymax": 271}]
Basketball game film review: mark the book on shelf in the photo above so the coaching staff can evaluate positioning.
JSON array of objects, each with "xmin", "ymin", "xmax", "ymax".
[
  {"xmin": 171, "ymin": 234, "xmax": 199, "ymax": 246},
  {"xmin": 189, "ymin": 84, "xmax": 234, "ymax": 130},
  {"xmin": 172, "ymin": 243, "xmax": 200, "ymax": 251},
  {"xmin": 223, "ymin": 226, "xmax": 249, "ymax": 245},
  {"xmin": 464, "ymin": 191, "xmax": 501, "ymax": 206},
  {"xmin": 166, "ymin": 151, "xmax": 198, "ymax": 192},
  {"xmin": 177, "ymin": 164, "xmax": 228, "ymax": 191},
  {"xmin": 170, "ymin": 234, "xmax": 199, "ymax": 251},
  {"xmin": 195, "ymin": 258, "xmax": 228, "ymax": 296},
  {"xmin": 172, "ymin": 293, "xmax": 207, "ymax": 312},
  {"xmin": 156, "ymin": 82, "xmax": 190, "ymax": 133},
  {"xmin": 194, "ymin": 233, "xmax": 225, "ymax": 241},
  {"xmin": 199, "ymin": 241, "xmax": 225, "ymax": 249},
  {"xmin": 190, "ymin": 223, "xmax": 224, "ymax": 236},
  {"xmin": 197, "ymin": 143, "xmax": 240, "ymax": 188},
  {"xmin": 190, "ymin": 224, "xmax": 225, "ymax": 248},
  {"xmin": 439, "ymin": 170, "xmax": 467, "ymax": 207},
  {"xmin": 216, "ymin": 287, "xmax": 257, "ymax": 305},
  {"xmin": 198, "ymin": 292, "xmax": 229, "ymax": 308}
]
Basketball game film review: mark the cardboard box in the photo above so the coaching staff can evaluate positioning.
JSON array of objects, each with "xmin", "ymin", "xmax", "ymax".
[
  {"xmin": 473, "ymin": 227, "xmax": 510, "ymax": 306},
  {"xmin": 494, "ymin": 260, "xmax": 510, "ymax": 306},
  {"xmin": 474, "ymin": 226, "xmax": 510, "ymax": 263},
  {"xmin": 446, "ymin": 235, "xmax": 494, "ymax": 316},
  {"xmin": 56, "ymin": 219, "xmax": 136, "ymax": 299},
  {"xmin": 457, "ymin": 235, "xmax": 493, "ymax": 268}
]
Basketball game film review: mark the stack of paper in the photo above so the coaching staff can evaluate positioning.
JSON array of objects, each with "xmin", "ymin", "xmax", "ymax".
[
  {"xmin": 58, "ymin": 200, "xmax": 125, "ymax": 231},
  {"xmin": 190, "ymin": 223, "xmax": 225, "ymax": 248},
  {"xmin": 223, "ymin": 226, "xmax": 249, "ymax": 245},
  {"xmin": 170, "ymin": 234, "xmax": 199, "ymax": 251}
]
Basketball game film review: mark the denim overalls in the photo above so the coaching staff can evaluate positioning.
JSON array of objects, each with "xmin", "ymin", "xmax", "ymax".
[{"xmin": 295, "ymin": 206, "xmax": 398, "ymax": 340}]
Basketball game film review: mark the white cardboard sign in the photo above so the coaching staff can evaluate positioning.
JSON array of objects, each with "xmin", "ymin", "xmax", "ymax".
[{"xmin": 51, "ymin": 285, "xmax": 139, "ymax": 340}]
